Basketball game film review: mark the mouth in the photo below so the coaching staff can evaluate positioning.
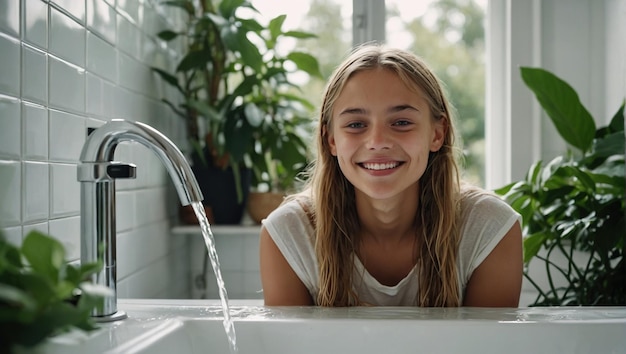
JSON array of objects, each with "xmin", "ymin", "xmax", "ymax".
[{"xmin": 359, "ymin": 161, "xmax": 403, "ymax": 171}]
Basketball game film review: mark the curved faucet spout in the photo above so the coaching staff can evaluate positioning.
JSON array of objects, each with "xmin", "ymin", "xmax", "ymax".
[
  {"xmin": 80, "ymin": 119, "xmax": 202, "ymax": 204},
  {"xmin": 78, "ymin": 119, "xmax": 204, "ymax": 320}
]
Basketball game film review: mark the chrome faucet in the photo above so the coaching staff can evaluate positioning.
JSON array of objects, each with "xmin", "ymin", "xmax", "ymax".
[{"xmin": 78, "ymin": 119, "xmax": 203, "ymax": 321}]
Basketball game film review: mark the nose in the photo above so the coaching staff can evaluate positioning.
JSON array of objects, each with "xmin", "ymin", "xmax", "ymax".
[{"xmin": 365, "ymin": 123, "xmax": 392, "ymax": 150}]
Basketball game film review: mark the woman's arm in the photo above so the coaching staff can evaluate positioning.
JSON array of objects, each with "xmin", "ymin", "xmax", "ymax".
[
  {"xmin": 259, "ymin": 226, "xmax": 314, "ymax": 306},
  {"xmin": 462, "ymin": 221, "xmax": 523, "ymax": 307}
]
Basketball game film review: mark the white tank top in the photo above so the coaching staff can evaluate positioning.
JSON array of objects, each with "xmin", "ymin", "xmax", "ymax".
[{"xmin": 262, "ymin": 192, "xmax": 520, "ymax": 306}]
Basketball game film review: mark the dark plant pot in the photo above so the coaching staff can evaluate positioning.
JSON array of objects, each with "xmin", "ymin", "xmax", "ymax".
[{"xmin": 192, "ymin": 149, "xmax": 251, "ymax": 225}]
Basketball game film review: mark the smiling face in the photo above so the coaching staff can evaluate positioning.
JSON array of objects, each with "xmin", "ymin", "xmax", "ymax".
[{"xmin": 327, "ymin": 68, "xmax": 445, "ymax": 201}]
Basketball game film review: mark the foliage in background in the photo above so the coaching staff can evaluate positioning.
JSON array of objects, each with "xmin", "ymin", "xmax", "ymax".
[
  {"xmin": 392, "ymin": 0, "xmax": 486, "ymax": 185},
  {"xmin": 279, "ymin": 0, "xmax": 488, "ymax": 185},
  {"xmin": 496, "ymin": 67, "xmax": 625, "ymax": 306},
  {"xmin": 0, "ymin": 231, "xmax": 109, "ymax": 351},
  {"xmin": 153, "ymin": 0, "xmax": 322, "ymax": 193}
]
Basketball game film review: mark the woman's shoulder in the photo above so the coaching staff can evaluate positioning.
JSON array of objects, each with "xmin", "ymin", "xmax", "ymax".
[
  {"xmin": 457, "ymin": 184, "xmax": 520, "ymax": 227},
  {"xmin": 264, "ymin": 193, "xmax": 315, "ymax": 228},
  {"xmin": 458, "ymin": 184, "xmax": 513, "ymax": 212}
]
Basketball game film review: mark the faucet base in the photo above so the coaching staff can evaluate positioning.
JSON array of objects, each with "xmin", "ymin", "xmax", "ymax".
[{"xmin": 93, "ymin": 310, "xmax": 128, "ymax": 323}]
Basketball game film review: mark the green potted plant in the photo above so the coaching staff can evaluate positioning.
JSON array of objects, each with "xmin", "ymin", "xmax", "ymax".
[
  {"xmin": 495, "ymin": 67, "xmax": 625, "ymax": 306},
  {"xmin": 0, "ymin": 230, "xmax": 109, "ymax": 352},
  {"xmin": 152, "ymin": 0, "xmax": 321, "ymax": 224}
]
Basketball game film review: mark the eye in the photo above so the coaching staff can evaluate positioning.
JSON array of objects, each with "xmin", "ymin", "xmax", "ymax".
[
  {"xmin": 346, "ymin": 121, "xmax": 365, "ymax": 129},
  {"xmin": 392, "ymin": 119, "xmax": 413, "ymax": 127}
]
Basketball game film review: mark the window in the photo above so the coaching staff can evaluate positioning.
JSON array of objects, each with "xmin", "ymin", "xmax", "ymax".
[
  {"xmin": 252, "ymin": 0, "xmax": 487, "ymax": 186},
  {"xmin": 250, "ymin": 0, "xmax": 353, "ymax": 109},
  {"xmin": 385, "ymin": 0, "xmax": 487, "ymax": 186}
]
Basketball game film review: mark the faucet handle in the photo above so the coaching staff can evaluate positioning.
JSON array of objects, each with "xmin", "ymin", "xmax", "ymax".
[{"xmin": 78, "ymin": 162, "xmax": 136, "ymax": 182}]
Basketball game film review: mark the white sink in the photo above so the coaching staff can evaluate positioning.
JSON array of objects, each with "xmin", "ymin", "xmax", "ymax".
[{"xmin": 39, "ymin": 299, "xmax": 626, "ymax": 354}]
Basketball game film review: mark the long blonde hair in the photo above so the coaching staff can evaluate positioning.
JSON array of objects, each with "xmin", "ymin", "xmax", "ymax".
[{"xmin": 303, "ymin": 44, "xmax": 462, "ymax": 307}]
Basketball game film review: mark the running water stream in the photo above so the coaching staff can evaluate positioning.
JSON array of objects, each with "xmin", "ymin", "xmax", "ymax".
[{"xmin": 191, "ymin": 201, "xmax": 238, "ymax": 353}]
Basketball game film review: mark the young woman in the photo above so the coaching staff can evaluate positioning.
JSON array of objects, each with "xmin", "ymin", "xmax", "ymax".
[{"xmin": 259, "ymin": 44, "xmax": 522, "ymax": 307}]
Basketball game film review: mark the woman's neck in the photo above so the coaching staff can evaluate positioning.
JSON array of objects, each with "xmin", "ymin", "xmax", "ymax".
[{"xmin": 355, "ymin": 187, "xmax": 419, "ymax": 245}]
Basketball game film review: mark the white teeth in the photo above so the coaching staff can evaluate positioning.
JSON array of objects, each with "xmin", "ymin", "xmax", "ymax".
[{"xmin": 362, "ymin": 162, "xmax": 399, "ymax": 170}]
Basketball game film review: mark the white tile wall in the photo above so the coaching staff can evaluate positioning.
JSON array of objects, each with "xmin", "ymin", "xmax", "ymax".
[
  {"xmin": 48, "ymin": 109, "xmax": 85, "ymax": 162},
  {"xmin": 48, "ymin": 215, "xmax": 81, "ymax": 261},
  {"xmin": 0, "ymin": 97, "xmax": 21, "ymax": 159},
  {"xmin": 49, "ymin": 6, "xmax": 86, "ymax": 67},
  {"xmin": 116, "ymin": 13, "xmax": 140, "ymax": 60},
  {"xmin": 22, "ymin": 221, "xmax": 49, "ymax": 237},
  {"xmin": 48, "ymin": 57, "xmax": 85, "ymax": 114},
  {"xmin": 86, "ymin": 31, "xmax": 116, "ymax": 79},
  {"xmin": 22, "ymin": 103, "xmax": 48, "ymax": 160},
  {"xmin": 0, "ymin": 0, "xmax": 20, "ymax": 37},
  {"xmin": 2, "ymin": 225, "xmax": 22, "ymax": 246},
  {"xmin": 49, "ymin": 163, "xmax": 79, "ymax": 218},
  {"xmin": 23, "ymin": 161, "xmax": 49, "ymax": 222},
  {"xmin": 0, "ymin": 0, "xmax": 189, "ymax": 299},
  {"xmin": 51, "ymin": 0, "xmax": 86, "ymax": 24},
  {"xmin": 116, "ymin": 190, "xmax": 135, "ymax": 232},
  {"xmin": 188, "ymin": 227, "xmax": 264, "ymax": 300},
  {"xmin": 86, "ymin": 0, "xmax": 116, "ymax": 45},
  {"xmin": 0, "ymin": 161, "xmax": 21, "ymax": 227},
  {"xmin": 0, "ymin": 35, "xmax": 20, "ymax": 97},
  {"xmin": 86, "ymin": 72, "xmax": 104, "ymax": 116},
  {"xmin": 21, "ymin": 45, "xmax": 48, "ymax": 104},
  {"xmin": 23, "ymin": 0, "xmax": 48, "ymax": 49}
]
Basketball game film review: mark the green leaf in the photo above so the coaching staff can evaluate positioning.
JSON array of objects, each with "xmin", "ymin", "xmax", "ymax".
[
  {"xmin": 157, "ymin": 30, "xmax": 179, "ymax": 41},
  {"xmin": 284, "ymin": 30, "xmax": 317, "ymax": 39},
  {"xmin": 20, "ymin": 302, "xmax": 91, "ymax": 347},
  {"xmin": 224, "ymin": 116, "xmax": 253, "ymax": 162},
  {"xmin": 230, "ymin": 30, "xmax": 263, "ymax": 72},
  {"xmin": 187, "ymin": 99, "xmax": 222, "ymax": 124},
  {"xmin": 287, "ymin": 52, "xmax": 323, "ymax": 79},
  {"xmin": 218, "ymin": 0, "xmax": 248, "ymax": 18},
  {"xmin": 0, "ymin": 238, "xmax": 23, "ymax": 271},
  {"xmin": 22, "ymin": 231, "xmax": 64, "ymax": 284},
  {"xmin": 520, "ymin": 67, "xmax": 596, "ymax": 153},
  {"xmin": 65, "ymin": 264, "xmax": 81, "ymax": 284},
  {"xmin": 268, "ymin": 14, "xmax": 287, "ymax": 41},
  {"xmin": 160, "ymin": 98, "xmax": 187, "ymax": 120},
  {"xmin": 593, "ymin": 131, "xmax": 625, "ymax": 159},
  {"xmin": 523, "ymin": 232, "xmax": 548, "ymax": 263},
  {"xmin": 232, "ymin": 75, "xmax": 260, "ymax": 97},
  {"xmin": 561, "ymin": 166, "xmax": 596, "ymax": 192},
  {"xmin": 608, "ymin": 100, "xmax": 625, "ymax": 133},
  {"xmin": 203, "ymin": 12, "xmax": 228, "ymax": 28},
  {"xmin": 279, "ymin": 92, "xmax": 316, "ymax": 111},
  {"xmin": 239, "ymin": 18, "xmax": 264, "ymax": 32},
  {"xmin": 493, "ymin": 181, "xmax": 516, "ymax": 195},
  {"xmin": 19, "ymin": 272, "xmax": 58, "ymax": 305},
  {"xmin": 77, "ymin": 282, "xmax": 112, "ymax": 314},
  {"xmin": 152, "ymin": 68, "xmax": 184, "ymax": 93},
  {"xmin": 176, "ymin": 50, "xmax": 210, "ymax": 72},
  {"xmin": 0, "ymin": 284, "xmax": 37, "ymax": 313},
  {"xmin": 55, "ymin": 280, "xmax": 76, "ymax": 300},
  {"xmin": 78, "ymin": 261, "xmax": 104, "ymax": 279},
  {"xmin": 0, "ymin": 231, "xmax": 105, "ymax": 349}
]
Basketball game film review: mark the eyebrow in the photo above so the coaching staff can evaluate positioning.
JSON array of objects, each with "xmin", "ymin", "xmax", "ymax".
[{"xmin": 338, "ymin": 104, "xmax": 420, "ymax": 116}]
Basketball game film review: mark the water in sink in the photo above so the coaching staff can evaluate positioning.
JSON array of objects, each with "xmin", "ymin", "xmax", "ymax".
[
  {"xmin": 191, "ymin": 201, "xmax": 238, "ymax": 353},
  {"xmin": 39, "ymin": 302, "xmax": 626, "ymax": 354},
  {"xmin": 104, "ymin": 305, "xmax": 626, "ymax": 354}
]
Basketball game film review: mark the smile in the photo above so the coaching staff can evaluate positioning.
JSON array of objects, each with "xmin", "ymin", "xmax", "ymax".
[{"xmin": 360, "ymin": 162, "xmax": 402, "ymax": 170}]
